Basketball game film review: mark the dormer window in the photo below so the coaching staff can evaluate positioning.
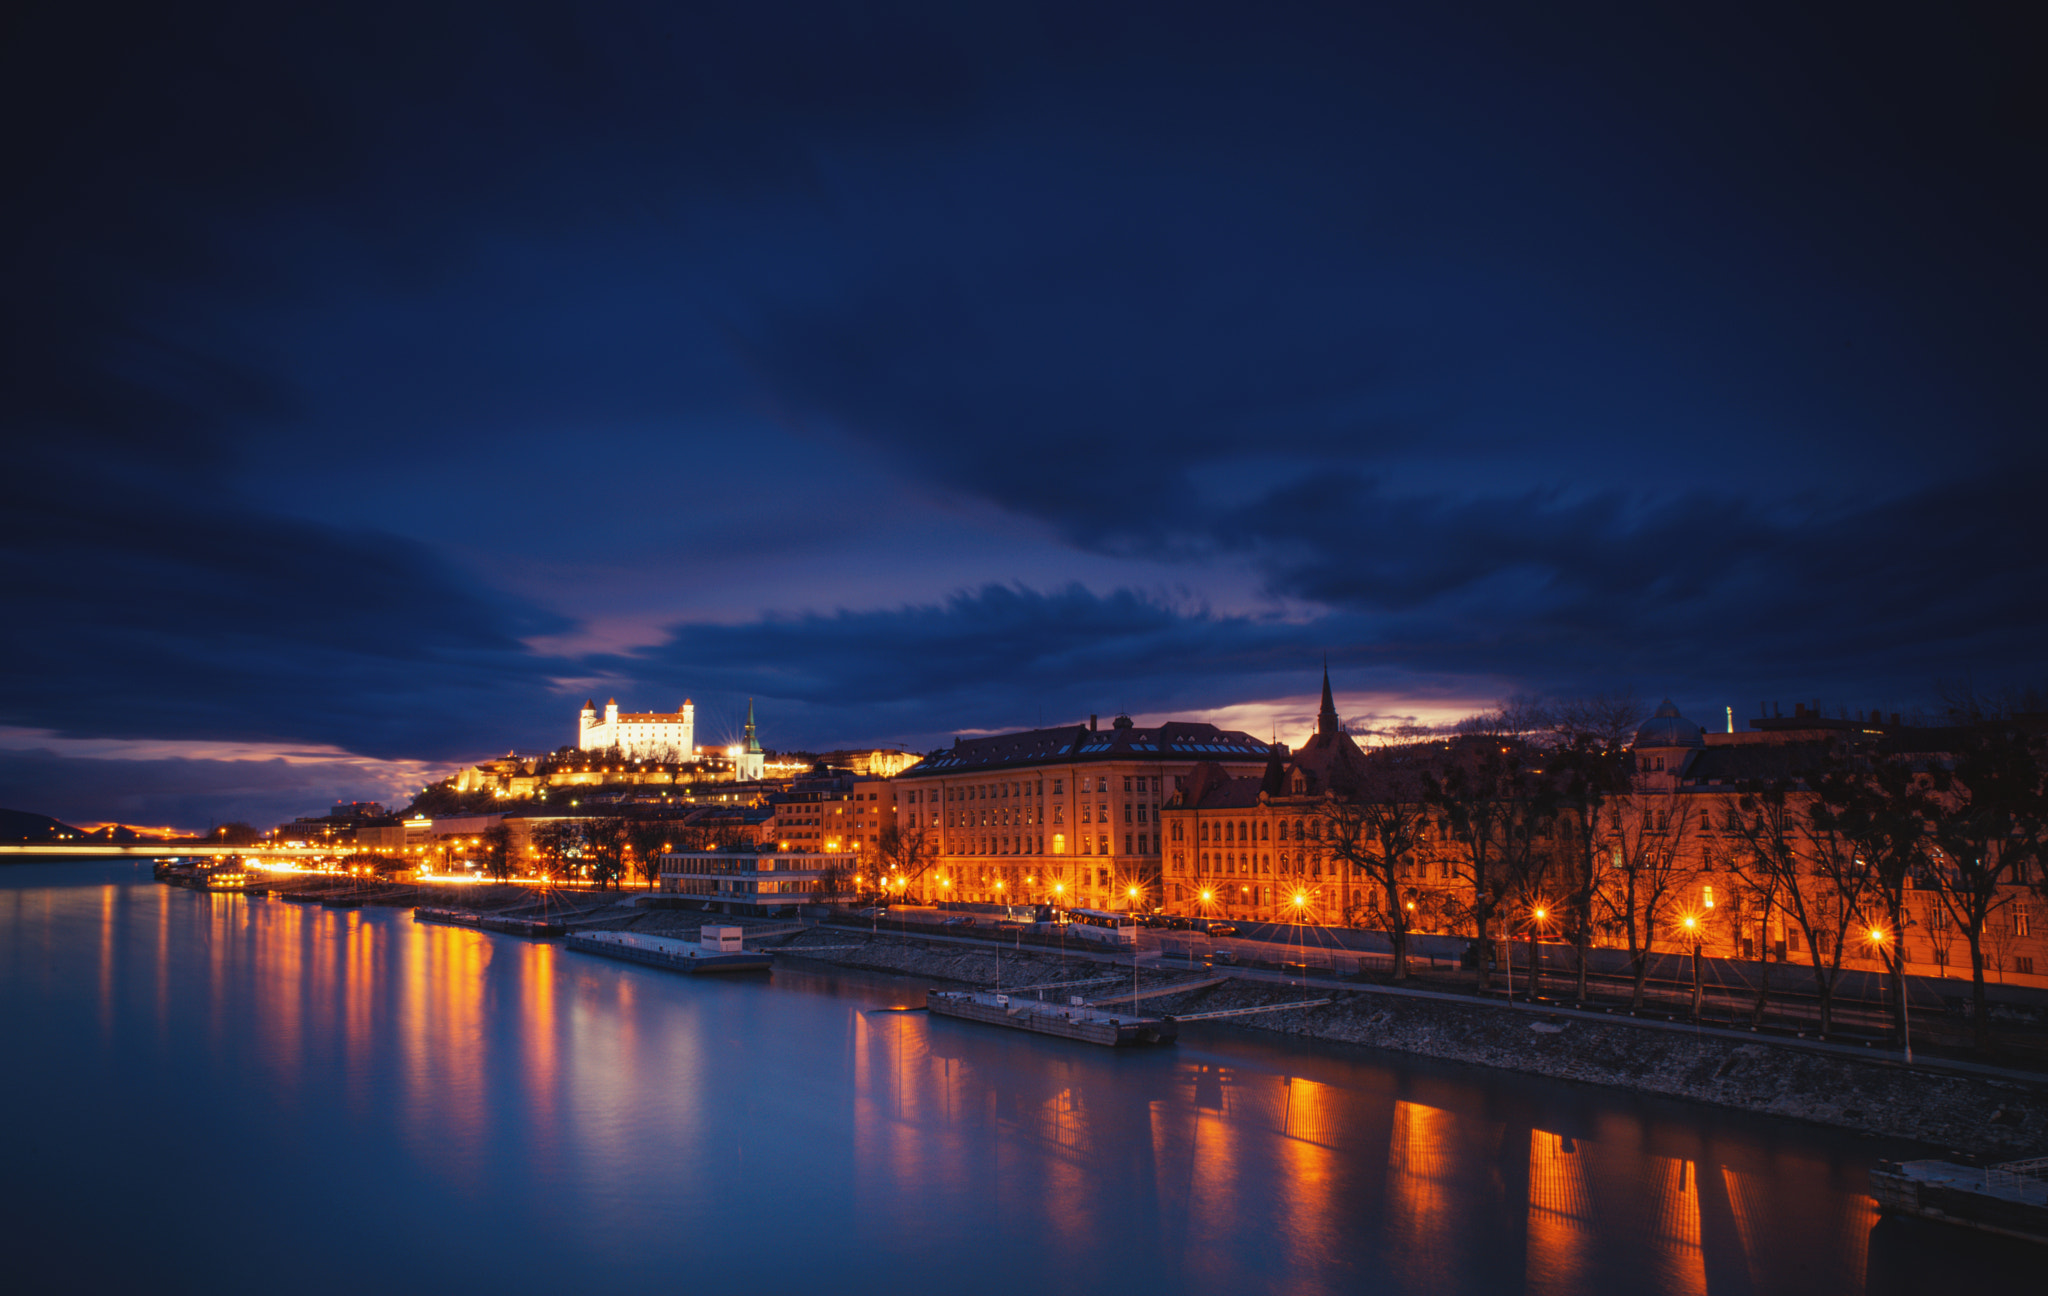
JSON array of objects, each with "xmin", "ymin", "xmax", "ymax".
[{"xmin": 1291, "ymin": 777, "xmax": 1306, "ymax": 794}]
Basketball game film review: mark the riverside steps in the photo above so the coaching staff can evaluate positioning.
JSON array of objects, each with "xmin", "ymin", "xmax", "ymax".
[{"xmin": 568, "ymin": 927, "xmax": 771, "ymax": 974}]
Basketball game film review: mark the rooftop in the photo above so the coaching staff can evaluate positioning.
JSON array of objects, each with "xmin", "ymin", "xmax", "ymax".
[{"xmin": 904, "ymin": 720, "xmax": 1270, "ymax": 776}]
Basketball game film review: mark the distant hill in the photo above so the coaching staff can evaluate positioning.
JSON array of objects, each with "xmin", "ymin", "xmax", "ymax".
[{"xmin": 0, "ymin": 808, "xmax": 87, "ymax": 843}]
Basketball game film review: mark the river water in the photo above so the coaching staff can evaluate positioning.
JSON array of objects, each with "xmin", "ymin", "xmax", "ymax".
[{"xmin": 1, "ymin": 860, "xmax": 2031, "ymax": 1294}]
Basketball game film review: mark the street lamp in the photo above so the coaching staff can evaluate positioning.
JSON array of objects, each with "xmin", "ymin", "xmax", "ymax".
[
  {"xmin": 1521, "ymin": 904, "xmax": 1550, "ymax": 1004},
  {"xmin": 1682, "ymin": 914, "xmax": 1703, "ymax": 1019},
  {"xmin": 1867, "ymin": 926, "xmax": 1911, "ymax": 1064}
]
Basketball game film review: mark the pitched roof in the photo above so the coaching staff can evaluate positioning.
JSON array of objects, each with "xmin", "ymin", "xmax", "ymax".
[{"xmin": 902, "ymin": 721, "xmax": 1270, "ymax": 776}]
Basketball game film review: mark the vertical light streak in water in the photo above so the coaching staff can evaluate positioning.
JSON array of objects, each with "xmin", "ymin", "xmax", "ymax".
[
  {"xmin": 1176, "ymin": 1066, "xmax": 1247, "ymax": 1288},
  {"xmin": 1037, "ymin": 1083, "xmax": 1093, "ymax": 1248},
  {"xmin": 1839, "ymin": 1177, "xmax": 1876, "ymax": 1290},
  {"xmin": 207, "ymin": 892, "xmax": 232, "ymax": 1056},
  {"xmin": 1719, "ymin": 1156, "xmax": 1877, "ymax": 1293},
  {"xmin": 1721, "ymin": 1166, "xmax": 1767, "ymax": 1292},
  {"xmin": 258, "ymin": 899, "xmax": 304, "ymax": 1095},
  {"xmin": 1526, "ymin": 1129, "xmax": 1593, "ymax": 1295},
  {"xmin": 343, "ymin": 912, "xmax": 375, "ymax": 1115},
  {"xmin": 1385, "ymin": 1100, "xmax": 1456, "ymax": 1292},
  {"xmin": 523, "ymin": 940, "xmax": 559, "ymax": 1168},
  {"xmin": 1650, "ymin": 1157, "xmax": 1707, "ymax": 1296},
  {"xmin": 154, "ymin": 882, "xmax": 171, "ymax": 1043},
  {"xmin": 97, "ymin": 884, "xmax": 116, "ymax": 1041},
  {"xmin": 1272, "ymin": 1076, "xmax": 1340, "ymax": 1292}
]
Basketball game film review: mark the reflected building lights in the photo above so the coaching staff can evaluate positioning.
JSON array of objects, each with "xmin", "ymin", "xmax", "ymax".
[{"xmin": 1527, "ymin": 1129, "xmax": 1593, "ymax": 1296}]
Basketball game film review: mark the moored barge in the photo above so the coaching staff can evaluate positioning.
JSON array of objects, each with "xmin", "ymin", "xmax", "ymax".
[
  {"xmin": 1870, "ymin": 1157, "xmax": 2048, "ymax": 1246},
  {"xmin": 566, "ymin": 927, "xmax": 771, "ymax": 974},
  {"xmin": 926, "ymin": 988, "xmax": 1179, "ymax": 1047},
  {"xmin": 413, "ymin": 906, "xmax": 567, "ymax": 938}
]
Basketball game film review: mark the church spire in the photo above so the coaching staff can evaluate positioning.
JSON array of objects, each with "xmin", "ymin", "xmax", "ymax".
[
  {"xmin": 744, "ymin": 697, "xmax": 761, "ymax": 754},
  {"xmin": 1318, "ymin": 657, "xmax": 1340, "ymax": 738}
]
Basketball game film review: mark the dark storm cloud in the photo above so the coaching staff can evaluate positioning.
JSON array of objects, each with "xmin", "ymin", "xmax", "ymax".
[
  {"xmin": 0, "ymin": 479, "xmax": 570, "ymax": 759},
  {"xmin": 604, "ymin": 583, "xmax": 1298, "ymax": 708},
  {"xmin": 0, "ymin": 748, "xmax": 425, "ymax": 834},
  {"xmin": 3, "ymin": 0, "xmax": 2045, "ymax": 795}
]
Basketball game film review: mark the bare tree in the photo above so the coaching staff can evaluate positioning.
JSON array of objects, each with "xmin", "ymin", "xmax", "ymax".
[
  {"xmin": 1603, "ymin": 785, "xmax": 1696, "ymax": 1009},
  {"xmin": 1545, "ymin": 702, "xmax": 1638, "ymax": 1002},
  {"xmin": 1810, "ymin": 745, "xmax": 1933, "ymax": 1048},
  {"xmin": 875, "ymin": 817, "xmax": 938, "ymax": 900},
  {"xmin": 1424, "ymin": 727, "xmax": 1551, "ymax": 994},
  {"xmin": 584, "ymin": 817, "xmax": 631, "ymax": 890},
  {"xmin": 529, "ymin": 820, "xmax": 580, "ymax": 884},
  {"xmin": 1723, "ymin": 779, "xmax": 1814, "ymax": 1025},
  {"xmin": 1921, "ymin": 726, "xmax": 2048, "ymax": 1048},
  {"xmin": 1787, "ymin": 790, "xmax": 1876, "ymax": 1038},
  {"xmin": 626, "ymin": 819, "xmax": 673, "ymax": 889},
  {"xmin": 1319, "ymin": 750, "xmax": 1431, "ymax": 981},
  {"xmin": 481, "ymin": 824, "xmax": 515, "ymax": 882}
]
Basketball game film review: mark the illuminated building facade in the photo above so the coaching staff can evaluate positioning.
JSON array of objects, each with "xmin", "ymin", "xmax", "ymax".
[
  {"xmin": 1160, "ymin": 668, "xmax": 1373, "ymax": 920},
  {"xmin": 892, "ymin": 714, "xmax": 1269, "ymax": 910},
  {"xmin": 579, "ymin": 697, "xmax": 696, "ymax": 760}
]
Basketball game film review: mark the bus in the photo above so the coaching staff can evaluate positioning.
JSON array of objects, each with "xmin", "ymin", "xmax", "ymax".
[{"xmin": 1063, "ymin": 907, "xmax": 1139, "ymax": 947}]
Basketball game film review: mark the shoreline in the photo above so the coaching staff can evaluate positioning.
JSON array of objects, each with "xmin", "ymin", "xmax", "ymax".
[
  {"xmin": 747, "ymin": 923, "xmax": 2048, "ymax": 1162},
  {"xmin": 147, "ymin": 873, "xmax": 2048, "ymax": 1160}
]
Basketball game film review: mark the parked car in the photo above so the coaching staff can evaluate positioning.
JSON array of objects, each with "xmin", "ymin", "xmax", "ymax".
[
  {"xmin": 943, "ymin": 915, "xmax": 975, "ymax": 927},
  {"xmin": 1163, "ymin": 915, "xmax": 1193, "ymax": 930},
  {"xmin": 1196, "ymin": 920, "xmax": 1238, "ymax": 937},
  {"xmin": 1211, "ymin": 947, "xmax": 1240, "ymax": 965}
]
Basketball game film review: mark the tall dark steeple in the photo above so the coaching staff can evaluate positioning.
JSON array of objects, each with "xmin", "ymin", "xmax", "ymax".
[
  {"xmin": 744, "ymin": 698, "xmax": 761, "ymax": 754},
  {"xmin": 1317, "ymin": 658, "xmax": 1340, "ymax": 738}
]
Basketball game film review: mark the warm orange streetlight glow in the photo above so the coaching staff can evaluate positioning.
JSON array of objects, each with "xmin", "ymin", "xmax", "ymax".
[
  {"xmin": 1533, "ymin": 907, "xmax": 1547, "ymax": 921},
  {"xmin": 1683, "ymin": 914, "xmax": 1698, "ymax": 931},
  {"xmin": 1200, "ymin": 890, "xmax": 1213, "ymax": 902}
]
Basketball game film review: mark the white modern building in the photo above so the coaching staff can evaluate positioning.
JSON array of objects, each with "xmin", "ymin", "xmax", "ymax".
[{"xmin": 659, "ymin": 847, "xmax": 854, "ymax": 916}]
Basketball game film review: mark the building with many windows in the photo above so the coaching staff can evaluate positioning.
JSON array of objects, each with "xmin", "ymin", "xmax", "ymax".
[
  {"xmin": 579, "ymin": 698, "xmax": 695, "ymax": 760},
  {"xmin": 1161, "ymin": 668, "xmax": 1373, "ymax": 920},
  {"xmin": 891, "ymin": 713, "xmax": 1270, "ymax": 911},
  {"xmin": 658, "ymin": 848, "xmax": 854, "ymax": 917}
]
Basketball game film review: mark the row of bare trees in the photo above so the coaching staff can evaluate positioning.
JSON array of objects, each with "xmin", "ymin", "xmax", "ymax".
[
  {"xmin": 468, "ymin": 815, "xmax": 764, "ymax": 891},
  {"xmin": 1311, "ymin": 699, "xmax": 2048, "ymax": 1048}
]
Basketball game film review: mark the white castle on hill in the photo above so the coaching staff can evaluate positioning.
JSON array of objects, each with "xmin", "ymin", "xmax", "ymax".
[
  {"xmin": 576, "ymin": 696, "xmax": 768, "ymax": 780},
  {"xmin": 579, "ymin": 698, "xmax": 694, "ymax": 761}
]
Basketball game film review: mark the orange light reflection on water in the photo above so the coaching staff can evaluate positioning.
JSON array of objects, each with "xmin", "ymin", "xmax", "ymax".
[{"xmin": 1527, "ymin": 1129, "xmax": 1594, "ymax": 1296}]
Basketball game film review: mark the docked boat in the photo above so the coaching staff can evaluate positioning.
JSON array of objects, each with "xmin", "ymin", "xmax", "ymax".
[
  {"xmin": 926, "ymin": 988, "xmax": 1180, "ymax": 1047},
  {"xmin": 1870, "ymin": 1157, "xmax": 2048, "ymax": 1245},
  {"xmin": 566, "ymin": 927, "xmax": 771, "ymax": 974}
]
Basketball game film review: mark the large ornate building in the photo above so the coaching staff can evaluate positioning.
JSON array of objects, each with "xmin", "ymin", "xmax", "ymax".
[
  {"xmin": 578, "ymin": 698, "xmax": 695, "ymax": 760},
  {"xmin": 891, "ymin": 712, "xmax": 1271, "ymax": 911},
  {"xmin": 1160, "ymin": 667, "xmax": 1373, "ymax": 919}
]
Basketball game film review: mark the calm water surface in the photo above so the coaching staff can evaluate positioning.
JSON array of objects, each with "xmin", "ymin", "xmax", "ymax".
[{"xmin": 0, "ymin": 860, "xmax": 2030, "ymax": 1294}]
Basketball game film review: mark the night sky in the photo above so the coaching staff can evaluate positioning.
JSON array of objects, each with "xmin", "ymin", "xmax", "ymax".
[{"xmin": 4, "ymin": 1, "xmax": 2043, "ymax": 830}]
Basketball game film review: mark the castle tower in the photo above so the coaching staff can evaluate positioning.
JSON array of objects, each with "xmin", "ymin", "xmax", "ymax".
[
  {"xmin": 681, "ymin": 698, "xmax": 696, "ymax": 759},
  {"xmin": 579, "ymin": 699, "xmax": 598, "ymax": 749}
]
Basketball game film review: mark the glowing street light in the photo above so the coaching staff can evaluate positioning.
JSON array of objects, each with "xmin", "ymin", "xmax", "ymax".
[
  {"xmin": 1866, "ymin": 926, "xmax": 1911, "ymax": 1063},
  {"xmin": 1682, "ymin": 913, "xmax": 1703, "ymax": 1019}
]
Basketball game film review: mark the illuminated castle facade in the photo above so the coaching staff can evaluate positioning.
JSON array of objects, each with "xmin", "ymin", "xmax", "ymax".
[{"xmin": 578, "ymin": 698, "xmax": 696, "ymax": 761}]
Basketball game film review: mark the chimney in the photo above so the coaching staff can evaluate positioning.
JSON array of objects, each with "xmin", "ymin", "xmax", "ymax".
[{"xmin": 1090, "ymin": 714, "xmax": 1098, "ymax": 732}]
